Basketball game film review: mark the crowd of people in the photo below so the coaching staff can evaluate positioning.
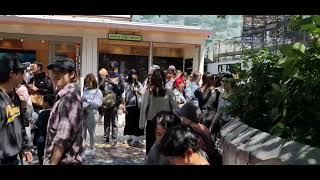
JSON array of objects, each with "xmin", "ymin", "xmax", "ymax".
[{"xmin": 0, "ymin": 53, "xmax": 235, "ymax": 165}]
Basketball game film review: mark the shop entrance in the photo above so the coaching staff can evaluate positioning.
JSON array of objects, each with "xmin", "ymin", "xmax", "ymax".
[{"xmin": 99, "ymin": 53, "xmax": 148, "ymax": 82}]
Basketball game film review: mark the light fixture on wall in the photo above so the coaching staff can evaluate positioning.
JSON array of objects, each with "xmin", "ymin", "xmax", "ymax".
[
  {"xmin": 20, "ymin": 38, "xmax": 24, "ymax": 42},
  {"xmin": 41, "ymin": 40, "xmax": 45, "ymax": 43}
]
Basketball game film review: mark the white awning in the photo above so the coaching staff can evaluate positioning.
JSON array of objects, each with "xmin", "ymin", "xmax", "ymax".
[{"xmin": 0, "ymin": 15, "xmax": 213, "ymax": 36}]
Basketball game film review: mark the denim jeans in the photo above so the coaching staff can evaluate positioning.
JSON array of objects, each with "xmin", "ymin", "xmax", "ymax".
[
  {"xmin": 83, "ymin": 109, "xmax": 99, "ymax": 149},
  {"xmin": 103, "ymin": 106, "xmax": 118, "ymax": 142}
]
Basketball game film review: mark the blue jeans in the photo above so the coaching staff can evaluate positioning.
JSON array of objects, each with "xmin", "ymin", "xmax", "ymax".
[{"xmin": 83, "ymin": 109, "xmax": 99, "ymax": 149}]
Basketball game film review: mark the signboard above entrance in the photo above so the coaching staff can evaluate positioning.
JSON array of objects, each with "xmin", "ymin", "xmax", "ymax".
[{"xmin": 108, "ymin": 33, "xmax": 142, "ymax": 41}]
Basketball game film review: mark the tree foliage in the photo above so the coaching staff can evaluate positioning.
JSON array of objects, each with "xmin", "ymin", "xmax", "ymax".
[{"xmin": 227, "ymin": 15, "xmax": 320, "ymax": 147}]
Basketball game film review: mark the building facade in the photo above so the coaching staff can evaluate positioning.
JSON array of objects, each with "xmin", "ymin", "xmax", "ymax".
[{"xmin": 0, "ymin": 15, "xmax": 212, "ymax": 90}]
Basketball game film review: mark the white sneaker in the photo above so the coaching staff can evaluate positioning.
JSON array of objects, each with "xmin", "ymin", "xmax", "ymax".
[{"xmin": 85, "ymin": 149, "xmax": 95, "ymax": 157}]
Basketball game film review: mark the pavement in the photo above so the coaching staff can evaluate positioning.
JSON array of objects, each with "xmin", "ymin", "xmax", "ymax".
[{"xmin": 26, "ymin": 113, "xmax": 146, "ymax": 165}]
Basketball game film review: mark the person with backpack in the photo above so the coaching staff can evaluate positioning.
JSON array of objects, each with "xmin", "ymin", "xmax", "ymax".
[
  {"xmin": 99, "ymin": 61, "xmax": 125, "ymax": 146},
  {"xmin": 194, "ymin": 72, "xmax": 221, "ymax": 129},
  {"xmin": 97, "ymin": 68, "xmax": 108, "ymax": 125},
  {"xmin": 209, "ymin": 73, "xmax": 236, "ymax": 148},
  {"xmin": 174, "ymin": 101, "xmax": 222, "ymax": 166},
  {"xmin": 82, "ymin": 74, "xmax": 103, "ymax": 157}
]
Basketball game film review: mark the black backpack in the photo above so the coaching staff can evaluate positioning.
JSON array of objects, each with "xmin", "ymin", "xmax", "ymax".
[
  {"xmin": 201, "ymin": 89, "xmax": 221, "ymax": 124},
  {"xmin": 213, "ymin": 89, "xmax": 221, "ymax": 109}
]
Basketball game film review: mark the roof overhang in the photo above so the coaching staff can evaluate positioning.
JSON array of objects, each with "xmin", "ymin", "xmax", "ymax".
[{"xmin": 0, "ymin": 15, "xmax": 213, "ymax": 37}]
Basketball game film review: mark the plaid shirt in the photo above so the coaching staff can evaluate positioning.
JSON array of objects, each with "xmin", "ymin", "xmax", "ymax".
[{"xmin": 43, "ymin": 83, "xmax": 84, "ymax": 165}]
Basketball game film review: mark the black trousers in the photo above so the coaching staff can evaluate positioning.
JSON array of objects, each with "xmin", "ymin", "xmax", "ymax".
[
  {"xmin": 37, "ymin": 141, "xmax": 45, "ymax": 165},
  {"xmin": 103, "ymin": 106, "xmax": 118, "ymax": 142},
  {"xmin": 146, "ymin": 120, "xmax": 156, "ymax": 155},
  {"xmin": 0, "ymin": 155, "xmax": 19, "ymax": 165},
  {"xmin": 124, "ymin": 106, "xmax": 144, "ymax": 136}
]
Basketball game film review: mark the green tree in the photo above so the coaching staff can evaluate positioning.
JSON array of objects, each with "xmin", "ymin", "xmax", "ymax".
[{"xmin": 227, "ymin": 15, "xmax": 320, "ymax": 147}]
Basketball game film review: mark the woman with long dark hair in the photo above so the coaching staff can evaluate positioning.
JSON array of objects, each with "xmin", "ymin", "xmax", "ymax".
[
  {"xmin": 194, "ymin": 72, "xmax": 221, "ymax": 128},
  {"xmin": 139, "ymin": 69, "xmax": 177, "ymax": 154},
  {"xmin": 124, "ymin": 69, "xmax": 144, "ymax": 146}
]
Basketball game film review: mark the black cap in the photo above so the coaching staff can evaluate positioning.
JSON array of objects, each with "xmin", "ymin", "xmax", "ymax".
[
  {"xmin": 174, "ymin": 101, "xmax": 202, "ymax": 123},
  {"xmin": 22, "ymin": 62, "xmax": 31, "ymax": 67},
  {"xmin": 0, "ymin": 54, "xmax": 28, "ymax": 73},
  {"xmin": 47, "ymin": 57, "xmax": 76, "ymax": 72}
]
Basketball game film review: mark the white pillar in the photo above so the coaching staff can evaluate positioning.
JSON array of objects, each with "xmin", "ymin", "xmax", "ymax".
[
  {"xmin": 183, "ymin": 59, "xmax": 185, "ymax": 73},
  {"xmin": 48, "ymin": 42, "xmax": 55, "ymax": 64},
  {"xmin": 199, "ymin": 41, "xmax": 206, "ymax": 74},
  {"xmin": 192, "ymin": 45, "xmax": 200, "ymax": 73},
  {"xmin": 80, "ymin": 36, "xmax": 98, "ymax": 95},
  {"xmin": 120, "ymin": 61, "xmax": 125, "ymax": 74},
  {"xmin": 148, "ymin": 41, "xmax": 153, "ymax": 73}
]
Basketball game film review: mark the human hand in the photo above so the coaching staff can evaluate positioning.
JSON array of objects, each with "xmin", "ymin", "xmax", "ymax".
[
  {"xmin": 105, "ymin": 77, "xmax": 114, "ymax": 85},
  {"xmin": 23, "ymin": 151, "xmax": 33, "ymax": 163},
  {"xmin": 29, "ymin": 84, "xmax": 39, "ymax": 92},
  {"xmin": 133, "ymin": 87, "xmax": 139, "ymax": 92},
  {"xmin": 123, "ymin": 107, "xmax": 128, "ymax": 114}
]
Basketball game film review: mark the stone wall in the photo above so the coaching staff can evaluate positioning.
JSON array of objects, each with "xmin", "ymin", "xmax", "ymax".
[{"xmin": 220, "ymin": 119, "xmax": 320, "ymax": 165}]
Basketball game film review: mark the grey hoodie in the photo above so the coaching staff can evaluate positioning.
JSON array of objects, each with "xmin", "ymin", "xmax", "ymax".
[{"xmin": 0, "ymin": 90, "xmax": 30, "ymax": 160}]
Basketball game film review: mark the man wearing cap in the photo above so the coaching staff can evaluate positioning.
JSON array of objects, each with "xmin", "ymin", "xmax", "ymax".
[
  {"xmin": 0, "ymin": 54, "xmax": 33, "ymax": 165},
  {"xmin": 99, "ymin": 61, "xmax": 125, "ymax": 146},
  {"xmin": 43, "ymin": 57, "xmax": 84, "ymax": 165},
  {"xmin": 165, "ymin": 65, "xmax": 176, "ymax": 90},
  {"xmin": 174, "ymin": 101, "xmax": 222, "ymax": 166}
]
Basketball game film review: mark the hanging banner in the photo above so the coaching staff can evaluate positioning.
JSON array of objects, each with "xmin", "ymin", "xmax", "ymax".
[{"xmin": 108, "ymin": 33, "xmax": 142, "ymax": 41}]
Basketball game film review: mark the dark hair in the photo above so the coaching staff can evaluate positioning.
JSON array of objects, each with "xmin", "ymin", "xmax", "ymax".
[
  {"xmin": 222, "ymin": 73, "xmax": 236, "ymax": 88},
  {"xmin": 150, "ymin": 69, "xmax": 166, "ymax": 97},
  {"xmin": 222, "ymin": 73, "xmax": 234, "ymax": 79},
  {"xmin": 127, "ymin": 69, "xmax": 138, "ymax": 85},
  {"xmin": 159, "ymin": 125, "xmax": 200, "ymax": 158},
  {"xmin": 33, "ymin": 61, "xmax": 43, "ymax": 71},
  {"xmin": 202, "ymin": 72, "xmax": 214, "ymax": 88},
  {"xmin": 214, "ymin": 74, "xmax": 222, "ymax": 87},
  {"xmin": 152, "ymin": 111, "xmax": 181, "ymax": 129},
  {"xmin": 84, "ymin": 74, "xmax": 98, "ymax": 90},
  {"xmin": 107, "ymin": 61, "xmax": 119, "ymax": 69},
  {"xmin": 43, "ymin": 94, "xmax": 55, "ymax": 107},
  {"xmin": 0, "ymin": 55, "xmax": 24, "ymax": 83},
  {"xmin": 201, "ymin": 72, "xmax": 208, "ymax": 86}
]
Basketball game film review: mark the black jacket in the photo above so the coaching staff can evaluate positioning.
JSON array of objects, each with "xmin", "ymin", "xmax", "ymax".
[
  {"xmin": 34, "ymin": 109, "xmax": 51, "ymax": 145},
  {"xmin": 28, "ymin": 72, "xmax": 54, "ymax": 95}
]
